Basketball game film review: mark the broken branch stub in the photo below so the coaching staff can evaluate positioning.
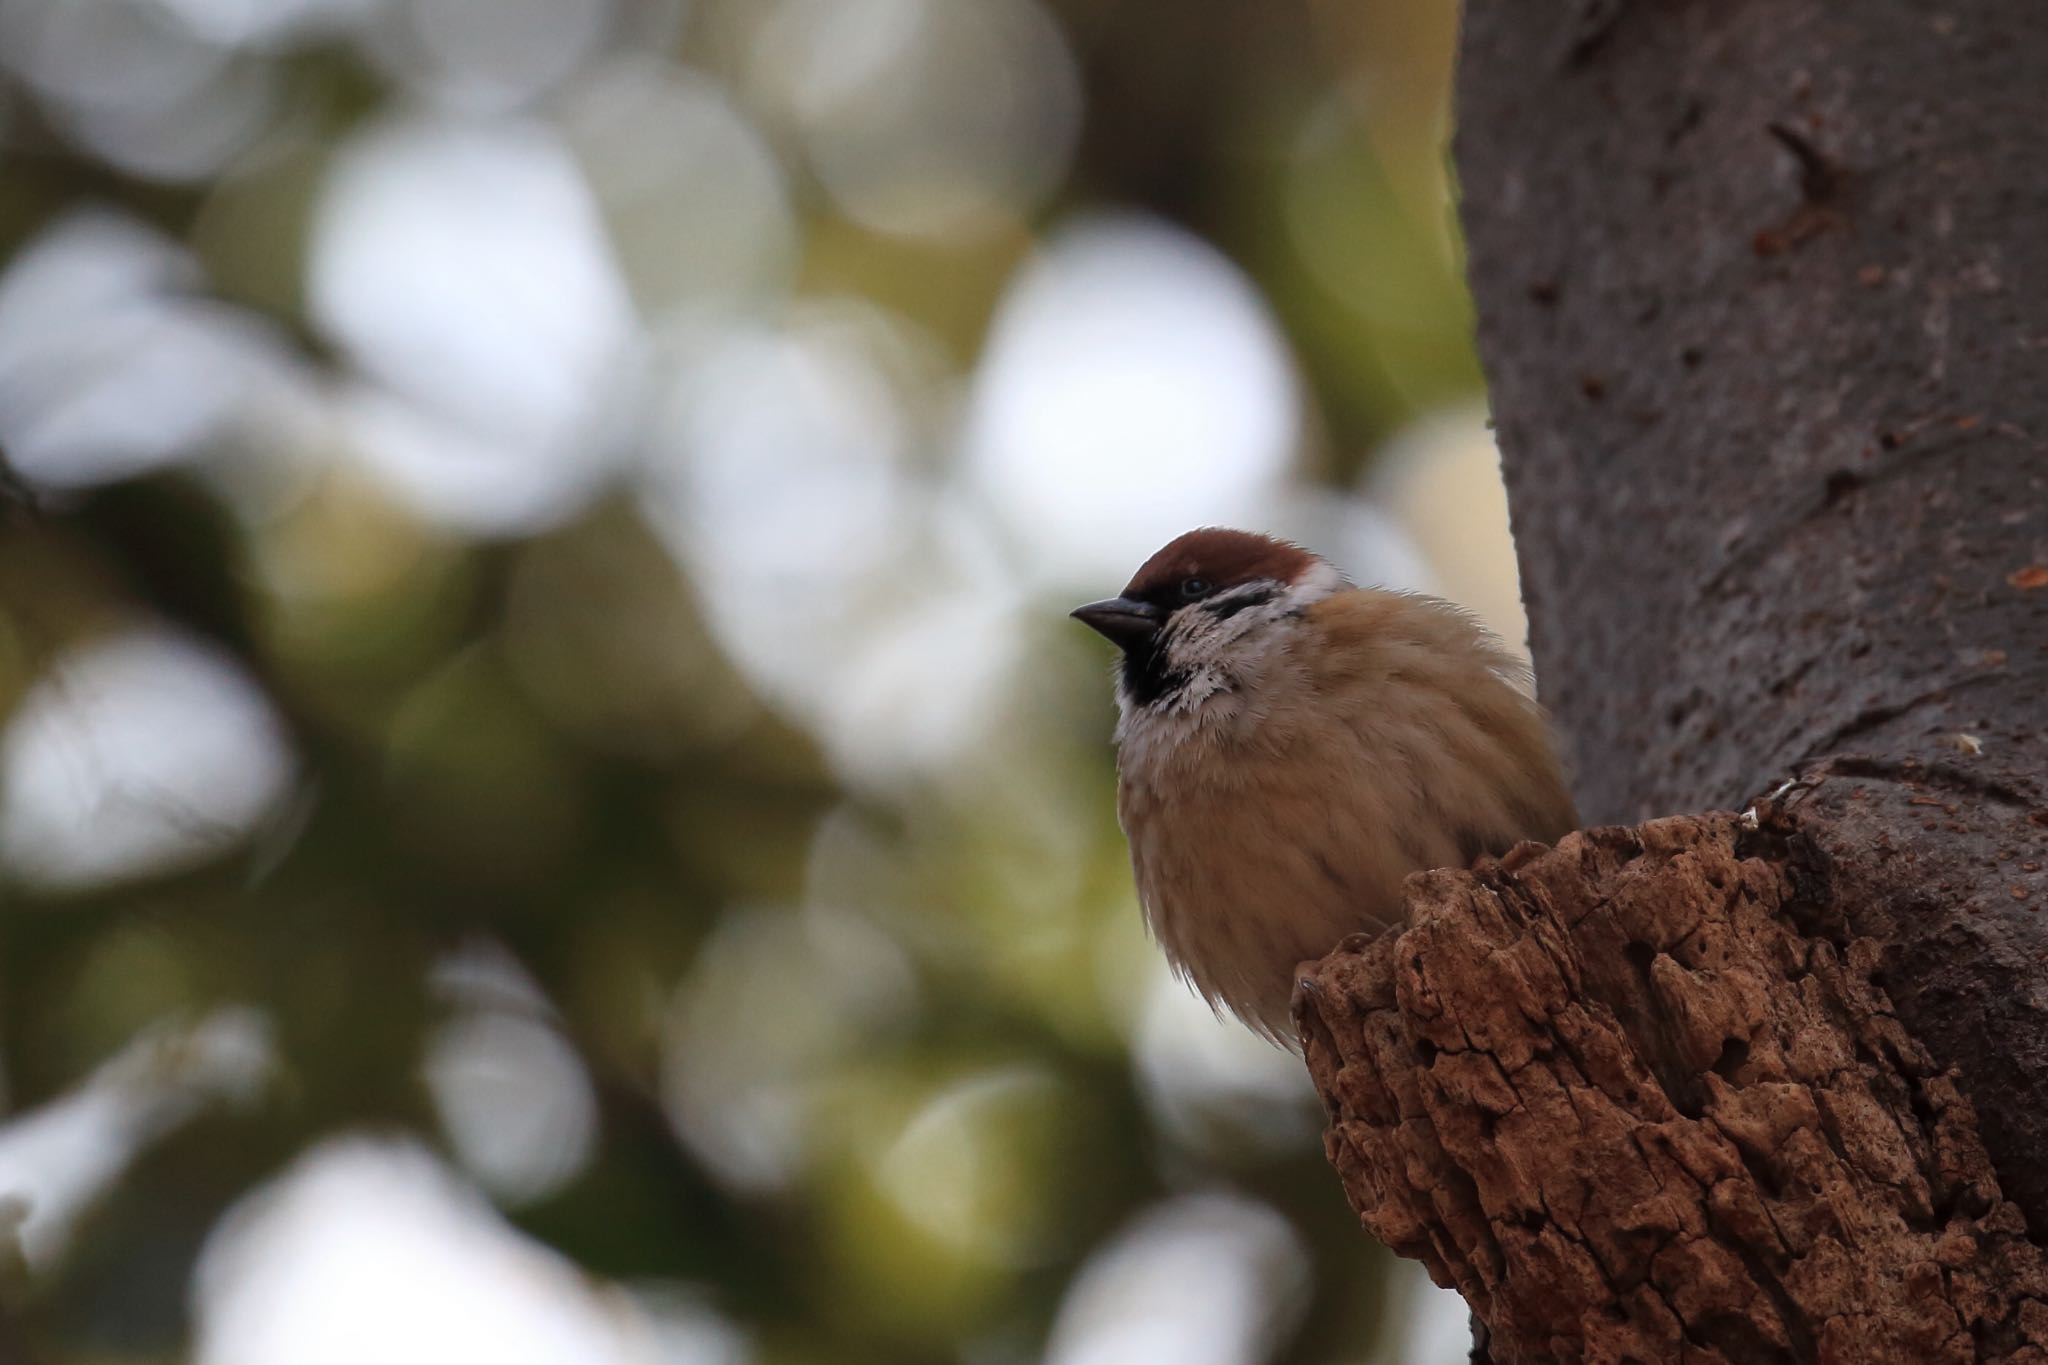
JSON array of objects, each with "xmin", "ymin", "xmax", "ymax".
[{"xmin": 1296, "ymin": 813, "xmax": 2048, "ymax": 1365}]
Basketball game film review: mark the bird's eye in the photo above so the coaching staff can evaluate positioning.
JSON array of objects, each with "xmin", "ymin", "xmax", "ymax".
[{"xmin": 1180, "ymin": 577, "xmax": 1211, "ymax": 599}]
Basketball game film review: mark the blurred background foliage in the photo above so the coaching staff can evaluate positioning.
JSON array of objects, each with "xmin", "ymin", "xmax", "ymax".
[{"xmin": 0, "ymin": 0, "xmax": 1525, "ymax": 1360}]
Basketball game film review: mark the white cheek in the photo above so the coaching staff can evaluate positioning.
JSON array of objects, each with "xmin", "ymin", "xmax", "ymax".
[{"xmin": 1168, "ymin": 598, "xmax": 1289, "ymax": 670}]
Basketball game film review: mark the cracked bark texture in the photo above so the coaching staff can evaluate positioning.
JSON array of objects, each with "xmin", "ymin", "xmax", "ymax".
[
  {"xmin": 1302, "ymin": 816, "xmax": 2048, "ymax": 1362},
  {"xmin": 1299, "ymin": 3, "xmax": 2048, "ymax": 1361}
]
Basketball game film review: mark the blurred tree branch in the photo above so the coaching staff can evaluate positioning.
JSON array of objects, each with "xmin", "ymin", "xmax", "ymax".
[
  {"xmin": 0, "ymin": 1205, "xmax": 35, "ymax": 1365},
  {"xmin": 1300, "ymin": 2, "xmax": 2048, "ymax": 1360},
  {"xmin": 0, "ymin": 447, "xmax": 40, "ymax": 529}
]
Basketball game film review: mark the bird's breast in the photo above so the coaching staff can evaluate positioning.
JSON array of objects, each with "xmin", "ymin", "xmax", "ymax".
[{"xmin": 1116, "ymin": 731, "xmax": 1415, "ymax": 1040}]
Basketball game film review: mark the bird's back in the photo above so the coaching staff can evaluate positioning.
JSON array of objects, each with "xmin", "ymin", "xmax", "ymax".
[{"xmin": 1302, "ymin": 589, "xmax": 1578, "ymax": 851}]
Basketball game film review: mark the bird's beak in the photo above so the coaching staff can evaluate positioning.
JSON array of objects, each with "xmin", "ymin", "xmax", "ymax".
[{"xmin": 1070, "ymin": 597, "xmax": 1162, "ymax": 650}]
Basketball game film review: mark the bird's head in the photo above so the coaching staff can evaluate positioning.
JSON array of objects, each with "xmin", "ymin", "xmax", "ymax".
[{"xmin": 1071, "ymin": 528, "xmax": 1346, "ymax": 713}]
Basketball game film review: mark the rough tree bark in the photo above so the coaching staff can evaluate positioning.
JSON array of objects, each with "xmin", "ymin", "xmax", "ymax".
[{"xmin": 1296, "ymin": 4, "xmax": 2048, "ymax": 1362}]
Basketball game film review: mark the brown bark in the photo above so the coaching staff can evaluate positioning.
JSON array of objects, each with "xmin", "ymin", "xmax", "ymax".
[
  {"xmin": 1300, "ymin": 3, "xmax": 2048, "ymax": 1361},
  {"xmin": 1300, "ymin": 814, "xmax": 2048, "ymax": 1361}
]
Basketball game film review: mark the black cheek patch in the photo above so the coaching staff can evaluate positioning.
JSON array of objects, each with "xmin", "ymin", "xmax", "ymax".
[{"xmin": 1203, "ymin": 586, "xmax": 1279, "ymax": 622}]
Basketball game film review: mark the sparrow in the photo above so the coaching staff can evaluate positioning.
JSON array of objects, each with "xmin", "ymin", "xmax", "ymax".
[{"xmin": 1073, "ymin": 528, "xmax": 1578, "ymax": 1042}]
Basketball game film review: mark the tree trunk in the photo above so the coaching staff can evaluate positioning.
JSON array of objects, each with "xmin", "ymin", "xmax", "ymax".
[{"xmin": 1297, "ymin": 3, "xmax": 2048, "ymax": 1361}]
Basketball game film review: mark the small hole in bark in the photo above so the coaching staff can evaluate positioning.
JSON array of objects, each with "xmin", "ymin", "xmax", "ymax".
[
  {"xmin": 1624, "ymin": 941, "xmax": 1657, "ymax": 973},
  {"xmin": 1415, "ymin": 1039, "xmax": 1438, "ymax": 1066},
  {"xmin": 1908, "ymin": 1080, "xmax": 1937, "ymax": 1129},
  {"xmin": 1714, "ymin": 1037, "xmax": 1751, "ymax": 1080},
  {"xmin": 1823, "ymin": 468, "xmax": 1864, "ymax": 504}
]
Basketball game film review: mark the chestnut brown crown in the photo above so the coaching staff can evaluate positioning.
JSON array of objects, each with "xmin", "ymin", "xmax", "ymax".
[{"xmin": 1120, "ymin": 528, "xmax": 1318, "ymax": 605}]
